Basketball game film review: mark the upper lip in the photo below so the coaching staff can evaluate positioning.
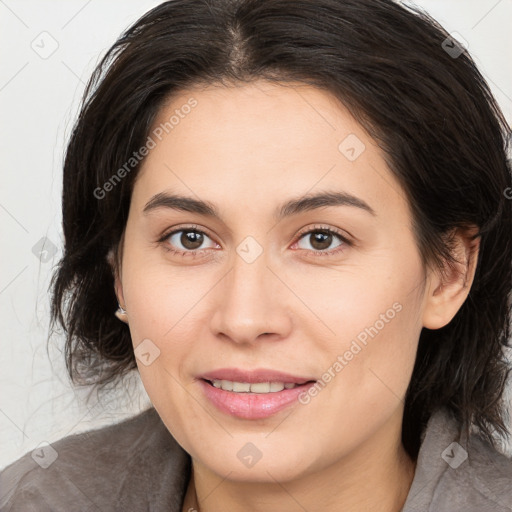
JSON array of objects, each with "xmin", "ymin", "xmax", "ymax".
[{"xmin": 199, "ymin": 368, "xmax": 317, "ymax": 384}]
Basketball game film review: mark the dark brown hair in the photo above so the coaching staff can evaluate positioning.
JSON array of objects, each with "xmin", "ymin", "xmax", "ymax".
[{"xmin": 50, "ymin": 0, "xmax": 512, "ymax": 460}]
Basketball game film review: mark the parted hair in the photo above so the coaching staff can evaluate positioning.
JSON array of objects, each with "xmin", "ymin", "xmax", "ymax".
[{"xmin": 50, "ymin": 0, "xmax": 512, "ymax": 459}]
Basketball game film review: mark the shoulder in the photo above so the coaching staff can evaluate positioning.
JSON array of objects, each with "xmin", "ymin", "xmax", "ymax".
[
  {"xmin": 0, "ymin": 407, "xmax": 190, "ymax": 512},
  {"xmin": 404, "ymin": 406, "xmax": 512, "ymax": 512},
  {"xmin": 460, "ymin": 428, "xmax": 512, "ymax": 511}
]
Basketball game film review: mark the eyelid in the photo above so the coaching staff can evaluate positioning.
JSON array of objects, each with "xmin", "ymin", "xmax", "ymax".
[
  {"xmin": 158, "ymin": 223, "xmax": 353, "ymax": 257},
  {"xmin": 294, "ymin": 224, "xmax": 353, "ymax": 244},
  {"xmin": 156, "ymin": 224, "xmax": 219, "ymax": 257},
  {"xmin": 291, "ymin": 224, "xmax": 353, "ymax": 256},
  {"xmin": 157, "ymin": 224, "xmax": 214, "ymax": 243}
]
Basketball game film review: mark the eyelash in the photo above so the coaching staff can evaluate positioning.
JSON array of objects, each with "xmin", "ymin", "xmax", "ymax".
[{"xmin": 157, "ymin": 224, "xmax": 352, "ymax": 258}]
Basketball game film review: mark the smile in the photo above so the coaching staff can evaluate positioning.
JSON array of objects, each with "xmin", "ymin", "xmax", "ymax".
[
  {"xmin": 199, "ymin": 377, "xmax": 316, "ymax": 419},
  {"xmin": 208, "ymin": 380, "xmax": 302, "ymax": 393}
]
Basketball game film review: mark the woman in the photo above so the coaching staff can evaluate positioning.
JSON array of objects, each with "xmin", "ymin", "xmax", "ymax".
[{"xmin": 1, "ymin": 0, "xmax": 511, "ymax": 510}]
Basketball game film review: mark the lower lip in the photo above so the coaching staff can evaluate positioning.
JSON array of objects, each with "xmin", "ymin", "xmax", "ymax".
[{"xmin": 198, "ymin": 379, "xmax": 316, "ymax": 419}]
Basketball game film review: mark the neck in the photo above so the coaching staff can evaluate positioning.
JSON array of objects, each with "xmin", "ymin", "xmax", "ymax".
[{"xmin": 182, "ymin": 412, "xmax": 417, "ymax": 512}]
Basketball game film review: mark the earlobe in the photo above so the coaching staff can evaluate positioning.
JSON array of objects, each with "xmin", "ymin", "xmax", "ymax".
[
  {"xmin": 107, "ymin": 247, "xmax": 129, "ymax": 324},
  {"xmin": 115, "ymin": 303, "xmax": 129, "ymax": 323},
  {"xmin": 113, "ymin": 283, "xmax": 129, "ymax": 324},
  {"xmin": 422, "ymin": 227, "xmax": 480, "ymax": 330}
]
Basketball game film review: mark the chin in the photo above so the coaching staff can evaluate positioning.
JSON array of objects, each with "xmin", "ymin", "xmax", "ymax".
[{"xmin": 197, "ymin": 448, "xmax": 315, "ymax": 484}]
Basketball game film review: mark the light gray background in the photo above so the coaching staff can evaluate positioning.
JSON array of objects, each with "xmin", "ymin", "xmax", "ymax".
[{"xmin": 1, "ymin": 0, "xmax": 511, "ymax": 469}]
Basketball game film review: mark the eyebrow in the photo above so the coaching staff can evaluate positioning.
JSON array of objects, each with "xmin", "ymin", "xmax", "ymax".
[{"xmin": 142, "ymin": 190, "xmax": 376, "ymax": 221}]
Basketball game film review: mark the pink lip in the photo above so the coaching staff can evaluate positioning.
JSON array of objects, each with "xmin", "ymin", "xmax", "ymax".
[
  {"xmin": 199, "ymin": 367, "xmax": 316, "ymax": 384},
  {"xmin": 197, "ymin": 368, "xmax": 317, "ymax": 420}
]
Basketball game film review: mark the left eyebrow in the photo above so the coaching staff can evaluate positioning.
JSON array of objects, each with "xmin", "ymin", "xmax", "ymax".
[
  {"xmin": 276, "ymin": 191, "xmax": 376, "ymax": 219},
  {"xmin": 142, "ymin": 190, "xmax": 376, "ymax": 220}
]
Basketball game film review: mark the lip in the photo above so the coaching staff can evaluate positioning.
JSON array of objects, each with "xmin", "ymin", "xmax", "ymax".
[
  {"xmin": 197, "ymin": 368, "xmax": 317, "ymax": 420},
  {"xmin": 199, "ymin": 367, "xmax": 316, "ymax": 384}
]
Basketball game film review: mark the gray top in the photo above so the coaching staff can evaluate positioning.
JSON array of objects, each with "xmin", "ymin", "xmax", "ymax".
[{"xmin": 1, "ymin": 406, "xmax": 511, "ymax": 511}]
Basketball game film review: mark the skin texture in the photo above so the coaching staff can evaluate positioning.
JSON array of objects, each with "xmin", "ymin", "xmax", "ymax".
[{"xmin": 112, "ymin": 80, "xmax": 479, "ymax": 512}]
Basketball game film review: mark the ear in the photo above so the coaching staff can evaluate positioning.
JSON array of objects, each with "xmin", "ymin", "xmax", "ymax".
[
  {"xmin": 422, "ymin": 226, "xmax": 480, "ymax": 329},
  {"xmin": 107, "ymin": 246, "xmax": 128, "ymax": 324}
]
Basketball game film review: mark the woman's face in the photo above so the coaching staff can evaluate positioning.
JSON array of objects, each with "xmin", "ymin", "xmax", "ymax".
[{"xmin": 116, "ymin": 80, "xmax": 432, "ymax": 482}]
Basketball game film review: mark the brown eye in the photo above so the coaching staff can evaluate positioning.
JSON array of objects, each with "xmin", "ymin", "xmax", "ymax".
[
  {"xmin": 296, "ymin": 229, "xmax": 345, "ymax": 253},
  {"xmin": 163, "ymin": 228, "xmax": 217, "ymax": 254},
  {"xmin": 293, "ymin": 226, "xmax": 352, "ymax": 257},
  {"xmin": 308, "ymin": 231, "xmax": 334, "ymax": 251},
  {"xmin": 179, "ymin": 230, "xmax": 204, "ymax": 250}
]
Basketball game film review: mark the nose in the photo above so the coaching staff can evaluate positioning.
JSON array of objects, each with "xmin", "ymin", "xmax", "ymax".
[{"xmin": 209, "ymin": 250, "xmax": 293, "ymax": 345}]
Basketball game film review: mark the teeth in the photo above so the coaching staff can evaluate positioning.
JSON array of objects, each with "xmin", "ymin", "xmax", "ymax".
[
  {"xmin": 233, "ymin": 381, "xmax": 251, "ymax": 392},
  {"xmin": 221, "ymin": 380, "xmax": 233, "ymax": 391},
  {"xmin": 210, "ymin": 379, "xmax": 300, "ymax": 393}
]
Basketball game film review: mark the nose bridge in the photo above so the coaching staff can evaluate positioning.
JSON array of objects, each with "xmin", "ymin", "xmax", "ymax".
[
  {"xmin": 230, "ymin": 246, "xmax": 270, "ymax": 304},
  {"xmin": 210, "ymin": 241, "xmax": 291, "ymax": 343}
]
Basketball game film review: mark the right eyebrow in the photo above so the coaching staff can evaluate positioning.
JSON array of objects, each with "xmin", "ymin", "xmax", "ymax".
[{"xmin": 142, "ymin": 189, "xmax": 376, "ymax": 221}]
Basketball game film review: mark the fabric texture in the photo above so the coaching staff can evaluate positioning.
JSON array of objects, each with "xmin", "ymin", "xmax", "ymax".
[{"xmin": 1, "ymin": 406, "xmax": 511, "ymax": 511}]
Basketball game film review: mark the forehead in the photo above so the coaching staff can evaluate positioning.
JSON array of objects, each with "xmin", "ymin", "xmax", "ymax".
[
  {"xmin": 150, "ymin": 80, "xmax": 354, "ymax": 152},
  {"xmin": 130, "ymin": 80, "xmax": 409, "ymax": 225}
]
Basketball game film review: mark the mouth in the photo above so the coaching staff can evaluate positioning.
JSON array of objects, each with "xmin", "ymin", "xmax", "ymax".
[
  {"xmin": 198, "ymin": 368, "xmax": 317, "ymax": 390},
  {"xmin": 197, "ymin": 368, "xmax": 318, "ymax": 419},
  {"xmin": 202, "ymin": 378, "xmax": 316, "ymax": 393}
]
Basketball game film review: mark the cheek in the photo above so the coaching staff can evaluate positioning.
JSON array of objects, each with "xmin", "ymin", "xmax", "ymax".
[
  {"xmin": 119, "ymin": 249, "xmax": 219, "ymax": 424},
  {"xmin": 122, "ymin": 270, "xmax": 203, "ymax": 450},
  {"xmin": 121, "ymin": 244, "xmax": 215, "ymax": 343},
  {"xmin": 307, "ymin": 261, "xmax": 423, "ymax": 431}
]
